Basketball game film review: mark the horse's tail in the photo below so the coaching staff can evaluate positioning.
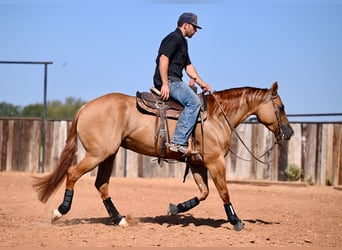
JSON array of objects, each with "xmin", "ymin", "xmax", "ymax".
[{"xmin": 33, "ymin": 109, "xmax": 81, "ymax": 203}]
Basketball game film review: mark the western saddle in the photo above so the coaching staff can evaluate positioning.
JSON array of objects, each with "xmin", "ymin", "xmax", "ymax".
[{"xmin": 136, "ymin": 87, "xmax": 207, "ymax": 162}]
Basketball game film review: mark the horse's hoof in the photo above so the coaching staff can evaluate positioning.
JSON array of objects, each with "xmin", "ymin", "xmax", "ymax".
[
  {"xmin": 118, "ymin": 217, "xmax": 128, "ymax": 228},
  {"xmin": 233, "ymin": 219, "xmax": 245, "ymax": 231},
  {"xmin": 167, "ymin": 203, "xmax": 178, "ymax": 216},
  {"xmin": 51, "ymin": 208, "xmax": 62, "ymax": 223}
]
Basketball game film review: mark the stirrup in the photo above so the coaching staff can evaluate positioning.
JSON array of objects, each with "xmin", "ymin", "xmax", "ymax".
[{"xmin": 167, "ymin": 143, "xmax": 198, "ymax": 155}]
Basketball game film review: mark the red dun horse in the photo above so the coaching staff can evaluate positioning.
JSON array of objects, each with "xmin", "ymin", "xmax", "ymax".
[{"xmin": 33, "ymin": 82, "xmax": 293, "ymax": 231}]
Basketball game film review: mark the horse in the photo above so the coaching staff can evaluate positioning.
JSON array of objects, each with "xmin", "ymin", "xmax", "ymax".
[{"xmin": 33, "ymin": 81, "xmax": 294, "ymax": 231}]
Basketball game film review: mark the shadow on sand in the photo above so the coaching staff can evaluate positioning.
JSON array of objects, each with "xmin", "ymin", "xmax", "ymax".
[{"xmin": 56, "ymin": 215, "xmax": 280, "ymax": 228}]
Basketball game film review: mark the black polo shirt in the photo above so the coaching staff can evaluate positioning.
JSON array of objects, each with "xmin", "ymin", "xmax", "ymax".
[{"xmin": 153, "ymin": 28, "xmax": 192, "ymax": 89}]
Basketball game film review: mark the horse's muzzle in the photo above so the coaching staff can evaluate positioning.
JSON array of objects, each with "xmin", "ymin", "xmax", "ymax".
[{"xmin": 279, "ymin": 123, "xmax": 294, "ymax": 141}]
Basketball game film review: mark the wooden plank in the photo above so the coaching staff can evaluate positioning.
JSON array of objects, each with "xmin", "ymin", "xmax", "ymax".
[
  {"xmin": 10, "ymin": 120, "xmax": 32, "ymax": 171},
  {"xmin": 51, "ymin": 121, "xmax": 68, "ymax": 170},
  {"xmin": 315, "ymin": 124, "xmax": 323, "ymax": 184},
  {"xmin": 27, "ymin": 120, "xmax": 41, "ymax": 172},
  {"xmin": 47, "ymin": 121, "xmax": 58, "ymax": 171},
  {"xmin": 0, "ymin": 120, "xmax": 8, "ymax": 171},
  {"xmin": 113, "ymin": 147, "xmax": 125, "ymax": 177},
  {"xmin": 44, "ymin": 121, "xmax": 53, "ymax": 172},
  {"xmin": 125, "ymin": 150, "xmax": 139, "ymax": 177},
  {"xmin": 278, "ymin": 140, "xmax": 289, "ymax": 181},
  {"xmin": 325, "ymin": 124, "xmax": 334, "ymax": 184},
  {"xmin": 6, "ymin": 120, "xmax": 14, "ymax": 171},
  {"xmin": 11, "ymin": 120, "xmax": 26, "ymax": 171},
  {"xmin": 287, "ymin": 123, "xmax": 302, "ymax": 169},
  {"xmin": 271, "ymin": 133, "xmax": 279, "ymax": 181},
  {"xmin": 254, "ymin": 124, "xmax": 273, "ymax": 180},
  {"xmin": 338, "ymin": 125, "xmax": 342, "ymax": 185},
  {"xmin": 170, "ymin": 160, "xmax": 187, "ymax": 179},
  {"xmin": 250, "ymin": 124, "xmax": 258, "ymax": 179},
  {"xmin": 141, "ymin": 155, "xmax": 186, "ymax": 179},
  {"xmin": 9, "ymin": 120, "xmax": 20, "ymax": 171},
  {"xmin": 143, "ymin": 155, "xmax": 169, "ymax": 178},
  {"xmin": 318, "ymin": 124, "xmax": 328, "ymax": 185},
  {"xmin": 226, "ymin": 124, "xmax": 239, "ymax": 179},
  {"xmin": 233, "ymin": 123, "xmax": 253, "ymax": 179},
  {"xmin": 0, "ymin": 118, "xmax": 43, "ymax": 172},
  {"xmin": 332, "ymin": 124, "xmax": 342, "ymax": 185},
  {"xmin": 265, "ymin": 127, "xmax": 276, "ymax": 180},
  {"xmin": 301, "ymin": 124, "xmax": 317, "ymax": 183}
]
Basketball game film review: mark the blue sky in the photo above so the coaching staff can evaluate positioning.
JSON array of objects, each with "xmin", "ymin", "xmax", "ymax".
[{"xmin": 0, "ymin": 0, "xmax": 341, "ymax": 121}]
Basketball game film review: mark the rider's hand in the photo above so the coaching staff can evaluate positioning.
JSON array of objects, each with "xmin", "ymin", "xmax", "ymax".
[
  {"xmin": 201, "ymin": 83, "xmax": 212, "ymax": 93},
  {"xmin": 189, "ymin": 78, "xmax": 196, "ymax": 87},
  {"xmin": 160, "ymin": 84, "xmax": 170, "ymax": 101}
]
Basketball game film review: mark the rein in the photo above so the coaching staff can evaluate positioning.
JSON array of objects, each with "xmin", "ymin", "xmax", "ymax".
[{"xmin": 209, "ymin": 91, "xmax": 279, "ymax": 164}]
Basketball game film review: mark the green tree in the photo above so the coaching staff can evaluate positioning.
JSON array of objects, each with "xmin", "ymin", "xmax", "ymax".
[
  {"xmin": 0, "ymin": 102, "xmax": 21, "ymax": 117},
  {"xmin": 22, "ymin": 103, "xmax": 43, "ymax": 117},
  {"xmin": 47, "ymin": 97, "xmax": 85, "ymax": 119},
  {"xmin": 2, "ymin": 97, "xmax": 86, "ymax": 119}
]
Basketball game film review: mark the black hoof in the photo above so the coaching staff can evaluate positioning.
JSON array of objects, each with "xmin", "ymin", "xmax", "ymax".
[
  {"xmin": 167, "ymin": 203, "xmax": 178, "ymax": 215},
  {"xmin": 233, "ymin": 219, "xmax": 245, "ymax": 231}
]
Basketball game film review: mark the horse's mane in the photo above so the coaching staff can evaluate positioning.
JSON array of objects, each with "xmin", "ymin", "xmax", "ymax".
[{"xmin": 206, "ymin": 86, "xmax": 270, "ymax": 115}]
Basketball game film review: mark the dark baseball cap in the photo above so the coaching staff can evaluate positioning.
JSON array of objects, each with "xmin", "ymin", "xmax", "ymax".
[{"xmin": 178, "ymin": 12, "xmax": 202, "ymax": 29}]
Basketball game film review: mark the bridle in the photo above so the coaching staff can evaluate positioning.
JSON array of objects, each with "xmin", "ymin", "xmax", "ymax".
[
  {"xmin": 210, "ymin": 91, "xmax": 283, "ymax": 164},
  {"xmin": 270, "ymin": 93, "xmax": 286, "ymax": 144}
]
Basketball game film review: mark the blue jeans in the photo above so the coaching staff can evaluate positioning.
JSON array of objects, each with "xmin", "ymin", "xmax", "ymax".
[{"xmin": 168, "ymin": 80, "xmax": 201, "ymax": 146}]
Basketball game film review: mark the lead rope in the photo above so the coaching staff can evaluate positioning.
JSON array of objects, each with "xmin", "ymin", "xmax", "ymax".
[{"xmin": 209, "ymin": 92, "xmax": 278, "ymax": 164}]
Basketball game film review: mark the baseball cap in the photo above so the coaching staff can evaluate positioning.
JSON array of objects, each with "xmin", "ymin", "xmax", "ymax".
[{"xmin": 178, "ymin": 12, "xmax": 202, "ymax": 29}]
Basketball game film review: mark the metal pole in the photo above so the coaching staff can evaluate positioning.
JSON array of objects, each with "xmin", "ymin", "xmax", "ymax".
[
  {"xmin": 41, "ymin": 63, "xmax": 48, "ymax": 173},
  {"xmin": 0, "ymin": 61, "xmax": 52, "ymax": 173}
]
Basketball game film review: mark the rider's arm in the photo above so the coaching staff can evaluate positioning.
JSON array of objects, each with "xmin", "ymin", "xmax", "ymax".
[
  {"xmin": 159, "ymin": 54, "xmax": 170, "ymax": 100},
  {"xmin": 185, "ymin": 64, "xmax": 211, "ymax": 92}
]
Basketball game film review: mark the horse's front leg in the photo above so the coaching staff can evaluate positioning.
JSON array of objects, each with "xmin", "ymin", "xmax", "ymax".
[
  {"xmin": 95, "ymin": 155, "xmax": 128, "ymax": 227},
  {"xmin": 167, "ymin": 163, "xmax": 208, "ymax": 215},
  {"xmin": 207, "ymin": 158, "xmax": 245, "ymax": 231}
]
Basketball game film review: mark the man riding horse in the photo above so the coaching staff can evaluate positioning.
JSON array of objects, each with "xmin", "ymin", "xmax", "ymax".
[
  {"xmin": 33, "ymin": 13, "xmax": 294, "ymax": 232},
  {"xmin": 153, "ymin": 12, "xmax": 211, "ymax": 155}
]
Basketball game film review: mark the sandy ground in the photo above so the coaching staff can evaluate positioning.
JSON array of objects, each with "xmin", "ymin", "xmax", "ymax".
[{"xmin": 0, "ymin": 171, "xmax": 341, "ymax": 247}]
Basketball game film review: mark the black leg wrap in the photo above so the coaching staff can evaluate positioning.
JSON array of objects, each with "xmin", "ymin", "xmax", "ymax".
[
  {"xmin": 58, "ymin": 189, "xmax": 74, "ymax": 215},
  {"xmin": 224, "ymin": 202, "xmax": 245, "ymax": 231},
  {"xmin": 169, "ymin": 197, "xmax": 200, "ymax": 215},
  {"xmin": 103, "ymin": 197, "xmax": 123, "ymax": 225}
]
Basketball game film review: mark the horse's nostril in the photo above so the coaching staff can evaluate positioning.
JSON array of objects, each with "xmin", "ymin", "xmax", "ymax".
[
  {"xmin": 286, "ymin": 128, "xmax": 294, "ymax": 140},
  {"xmin": 281, "ymin": 125, "xmax": 294, "ymax": 140}
]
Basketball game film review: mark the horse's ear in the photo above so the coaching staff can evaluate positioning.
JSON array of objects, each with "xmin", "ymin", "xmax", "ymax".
[{"xmin": 271, "ymin": 81, "xmax": 278, "ymax": 97}]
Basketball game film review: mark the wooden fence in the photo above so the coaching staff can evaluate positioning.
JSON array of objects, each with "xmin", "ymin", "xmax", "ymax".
[{"xmin": 0, "ymin": 118, "xmax": 341, "ymax": 185}]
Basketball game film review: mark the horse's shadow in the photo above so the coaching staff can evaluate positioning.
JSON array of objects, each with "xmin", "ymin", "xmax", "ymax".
[
  {"xmin": 139, "ymin": 214, "xmax": 227, "ymax": 228},
  {"xmin": 56, "ymin": 214, "xmax": 280, "ymax": 228},
  {"xmin": 244, "ymin": 218, "xmax": 280, "ymax": 225},
  {"xmin": 139, "ymin": 215, "xmax": 280, "ymax": 228}
]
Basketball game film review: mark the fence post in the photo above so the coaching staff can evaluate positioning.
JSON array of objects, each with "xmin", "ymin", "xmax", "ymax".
[{"xmin": 277, "ymin": 140, "xmax": 289, "ymax": 181}]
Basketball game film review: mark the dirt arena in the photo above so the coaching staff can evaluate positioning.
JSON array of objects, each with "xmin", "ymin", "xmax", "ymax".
[{"xmin": 0, "ymin": 172, "xmax": 341, "ymax": 247}]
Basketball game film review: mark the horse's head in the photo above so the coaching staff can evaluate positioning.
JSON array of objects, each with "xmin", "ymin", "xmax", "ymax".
[{"xmin": 255, "ymin": 82, "xmax": 294, "ymax": 142}]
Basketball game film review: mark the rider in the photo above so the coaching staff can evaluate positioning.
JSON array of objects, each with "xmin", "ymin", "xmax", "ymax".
[{"xmin": 153, "ymin": 12, "xmax": 212, "ymax": 154}]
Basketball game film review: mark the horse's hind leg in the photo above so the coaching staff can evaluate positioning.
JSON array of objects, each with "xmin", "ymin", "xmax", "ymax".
[
  {"xmin": 51, "ymin": 154, "xmax": 103, "ymax": 223},
  {"xmin": 167, "ymin": 163, "xmax": 208, "ymax": 215},
  {"xmin": 95, "ymin": 154, "xmax": 128, "ymax": 227}
]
